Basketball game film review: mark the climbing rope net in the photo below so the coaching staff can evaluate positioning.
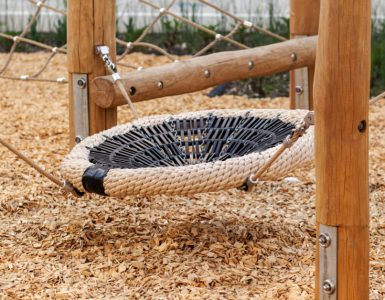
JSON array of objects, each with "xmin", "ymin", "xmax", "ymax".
[{"xmin": 0, "ymin": 0, "xmax": 287, "ymax": 84}]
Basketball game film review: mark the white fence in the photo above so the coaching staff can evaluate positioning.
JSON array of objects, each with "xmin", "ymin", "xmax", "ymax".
[{"xmin": 0, "ymin": 0, "xmax": 384, "ymax": 32}]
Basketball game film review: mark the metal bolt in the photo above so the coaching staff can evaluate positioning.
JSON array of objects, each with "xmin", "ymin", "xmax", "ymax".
[
  {"xmin": 77, "ymin": 78, "xmax": 87, "ymax": 89},
  {"xmin": 295, "ymin": 85, "xmax": 304, "ymax": 95},
  {"xmin": 75, "ymin": 136, "xmax": 84, "ymax": 144},
  {"xmin": 322, "ymin": 279, "xmax": 336, "ymax": 295},
  {"xmin": 358, "ymin": 120, "xmax": 366, "ymax": 133},
  {"xmin": 157, "ymin": 81, "xmax": 164, "ymax": 89},
  {"xmin": 291, "ymin": 52, "xmax": 297, "ymax": 62},
  {"xmin": 248, "ymin": 60, "xmax": 254, "ymax": 70},
  {"xmin": 319, "ymin": 233, "xmax": 331, "ymax": 248},
  {"xmin": 204, "ymin": 69, "xmax": 211, "ymax": 78},
  {"xmin": 129, "ymin": 86, "xmax": 136, "ymax": 95}
]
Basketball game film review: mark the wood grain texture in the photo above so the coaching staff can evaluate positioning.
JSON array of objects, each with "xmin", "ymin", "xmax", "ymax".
[
  {"xmin": 93, "ymin": 36, "xmax": 317, "ymax": 108},
  {"xmin": 67, "ymin": 0, "xmax": 94, "ymax": 73},
  {"xmin": 289, "ymin": 0, "xmax": 320, "ymax": 109},
  {"xmin": 314, "ymin": 0, "xmax": 371, "ymax": 299},
  {"xmin": 67, "ymin": 0, "xmax": 117, "ymax": 148},
  {"xmin": 290, "ymin": 0, "xmax": 320, "ymax": 36},
  {"xmin": 89, "ymin": 0, "xmax": 117, "ymax": 135}
]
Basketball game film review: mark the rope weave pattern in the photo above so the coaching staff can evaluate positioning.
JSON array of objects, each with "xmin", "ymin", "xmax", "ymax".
[{"xmin": 61, "ymin": 109, "xmax": 314, "ymax": 197}]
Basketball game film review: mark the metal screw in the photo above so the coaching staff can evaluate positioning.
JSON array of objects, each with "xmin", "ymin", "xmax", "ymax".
[
  {"xmin": 319, "ymin": 233, "xmax": 331, "ymax": 248},
  {"xmin": 129, "ymin": 86, "xmax": 136, "ymax": 95},
  {"xmin": 291, "ymin": 52, "xmax": 297, "ymax": 62},
  {"xmin": 295, "ymin": 85, "xmax": 304, "ymax": 95},
  {"xmin": 322, "ymin": 279, "xmax": 336, "ymax": 295},
  {"xmin": 358, "ymin": 120, "xmax": 366, "ymax": 133},
  {"xmin": 75, "ymin": 136, "xmax": 84, "ymax": 144},
  {"xmin": 157, "ymin": 81, "xmax": 164, "ymax": 89},
  {"xmin": 248, "ymin": 60, "xmax": 254, "ymax": 70},
  {"xmin": 77, "ymin": 78, "xmax": 87, "ymax": 89},
  {"xmin": 204, "ymin": 69, "xmax": 211, "ymax": 78}
]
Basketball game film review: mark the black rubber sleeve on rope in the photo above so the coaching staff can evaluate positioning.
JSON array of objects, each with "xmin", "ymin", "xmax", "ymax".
[{"xmin": 82, "ymin": 165, "xmax": 110, "ymax": 196}]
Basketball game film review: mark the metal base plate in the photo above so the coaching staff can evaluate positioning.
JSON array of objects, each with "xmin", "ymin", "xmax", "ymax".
[{"xmin": 319, "ymin": 224, "xmax": 338, "ymax": 300}]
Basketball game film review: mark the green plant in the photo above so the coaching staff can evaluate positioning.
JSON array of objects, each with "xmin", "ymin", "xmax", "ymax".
[
  {"xmin": 52, "ymin": 17, "xmax": 67, "ymax": 45},
  {"xmin": 371, "ymin": 18, "xmax": 385, "ymax": 96},
  {"xmin": 123, "ymin": 17, "xmax": 145, "ymax": 42},
  {"xmin": 26, "ymin": 15, "xmax": 41, "ymax": 43},
  {"xmin": 0, "ymin": 32, "xmax": 15, "ymax": 52}
]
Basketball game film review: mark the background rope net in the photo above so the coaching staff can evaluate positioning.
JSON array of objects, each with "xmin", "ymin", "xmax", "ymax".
[{"xmin": 0, "ymin": 0, "xmax": 286, "ymax": 84}]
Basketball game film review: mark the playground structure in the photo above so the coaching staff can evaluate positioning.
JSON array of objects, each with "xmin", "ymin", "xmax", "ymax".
[{"xmin": 0, "ymin": 0, "xmax": 381, "ymax": 298}]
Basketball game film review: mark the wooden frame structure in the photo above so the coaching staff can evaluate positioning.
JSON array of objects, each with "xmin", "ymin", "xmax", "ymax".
[
  {"xmin": 67, "ymin": 0, "xmax": 371, "ymax": 298},
  {"xmin": 289, "ymin": 0, "xmax": 320, "ymax": 110},
  {"xmin": 314, "ymin": 0, "xmax": 371, "ymax": 298},
  {"xmin": 67, "ymin": 0, "xmax": 117, "ymax": 148}
]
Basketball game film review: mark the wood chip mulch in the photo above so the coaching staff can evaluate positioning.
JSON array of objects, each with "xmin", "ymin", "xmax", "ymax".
[{"xmin": 0, "ymin": 52, "xmax": 384, "ymax": 299}]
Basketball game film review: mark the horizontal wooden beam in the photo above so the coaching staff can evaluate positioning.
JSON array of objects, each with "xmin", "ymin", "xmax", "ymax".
[{"xmin": 93, "ymin": 36, "xmax": 317, "ymax": 109}]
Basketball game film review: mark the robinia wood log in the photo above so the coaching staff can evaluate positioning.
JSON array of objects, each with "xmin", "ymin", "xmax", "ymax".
[
  {"xmin": 289, "ymin": 0, "xmax": 320, "ymax": 110},
  {"xmin": 67, "ymin": 0, "xmax": 117, "ymax": 148},
  {"xmin": 314, "ymin": 0, "xmax": 371, "ymax": 299},
  {"xmin": 93, "ymin": 36, "xmax": 317, "ymax": 109}
]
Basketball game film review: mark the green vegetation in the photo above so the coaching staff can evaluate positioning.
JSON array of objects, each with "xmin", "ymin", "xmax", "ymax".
[
  {"xmin": 371, "ymin": 19, "xmax": 385, "ymax": 96},
  {"xmin": 0, "ymin": 5, "xmax": 384, "ymax": 97}
]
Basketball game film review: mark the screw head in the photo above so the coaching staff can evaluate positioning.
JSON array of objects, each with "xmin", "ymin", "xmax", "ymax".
[
  {"xmin": 358, "ymin": 120, "xmax": 366, "ymax": 133},
  {"xmin": 204, "ymin": 69, "xmax": 211, "ymax": 78},
  {"xmin": 291, "ymin": 52, "xmax": 297, "ymax": 62},
  {"xmin": 157, "ymin": 81, "xmax": 164, "ymax": 89},
  {"xmin": 322, "ymin": 279, "xmax": 336, "ymax": 295},
  {"xmin": 248, "ymin": 60, "xmax": 254, "ymax": 70},
  {"xmin": 319, "ymin": 233, "xmax": 331, "ymax": 248},
  {"xmin": 129, "ymin": 86, "xmax": 136, "ymax": 95},
  {"xmin": 75, "ymin": 136, "xmax": 84, "ymax": 144},
  {"xmin": 77, "ymin": 78, "xmax": 87, "ymax": 89},
  {"xmin": 295, "ymin": 85, "xmax": 304, "ymax": 95}
]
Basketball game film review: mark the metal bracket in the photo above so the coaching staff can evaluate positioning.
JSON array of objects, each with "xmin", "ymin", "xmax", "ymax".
[
  {"xmin": 293, "ymin": 35, "xmax": 310, "ymax": 110},
  {"xmin": 72, "ymin": 73, "xmax": 89, "ymax": 141},
  {"xmin": 294, "ymin": 66, "xmax": 310, "ymax": 109},
  {"xmin": 95, "ymin": 45, "xmax": 118, "ymax": 73},
  {"xmin": 319, "ymin": 224, "xmax": 338, "ymax": 300}
]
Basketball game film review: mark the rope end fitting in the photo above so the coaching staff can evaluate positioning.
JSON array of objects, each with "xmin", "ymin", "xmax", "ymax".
[
  {"xmin": 95, "ymin": 45, "xmax": 118, "ymax": 73},
  {"xmin": 95, "ymin": 45, "xmax": 110, "ymax": 56},
  {"xmin": 304, "ymin": 111, "xmax": 315, "ymax": 127},
  {"xmin": 62, "ymin": 180, "xmax": 84, "ymax": 198},
  {"xmin": 238, "ymin": 175, "xmax": 259, "ymax": 193}
]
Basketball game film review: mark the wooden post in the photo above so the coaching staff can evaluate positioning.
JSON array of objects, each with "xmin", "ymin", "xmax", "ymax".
[
  {"xmin": 289, "ymin": 0, "xmax": 320, "ymax": 110},
  {"xmin": 67, "ymin": 0, "xmax": 117, "ymax": 148},
  {"xmin": 314, "ymin": 0, "xmax": 371, "ymax": 298}
]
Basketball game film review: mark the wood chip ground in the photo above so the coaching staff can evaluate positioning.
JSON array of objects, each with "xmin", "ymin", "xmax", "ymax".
[{"xmin": 0, "ymin": 52, "xmax": 384, "ymax": 299}]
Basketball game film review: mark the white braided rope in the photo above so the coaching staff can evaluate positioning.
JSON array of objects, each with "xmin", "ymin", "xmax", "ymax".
[{"xmin": 61, "ymin": 109, "xmax": 314, "ymax": 197}]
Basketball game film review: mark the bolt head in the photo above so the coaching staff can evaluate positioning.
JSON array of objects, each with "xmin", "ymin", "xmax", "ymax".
[
  {"xmin": 358, "ymin": 120, "xmax": 366, "ymax": 133},
  {"xmin": 291, "ymin": 52, "xmax": 297, "ymax": 62},
  {"xmin": 295, "ymin": 85, "xmax": 304, "ymax": 95},
  {"xmin": 77, "ymin": 78, "xmax": 87, "ymax": 89},
  {"xmin": 322, "ymin": 279, "xmax": 335, "ymax": 295},
  {"xmin": 248, "ymin": 61, "xmax": 254, "ymax": 70},
  {"xmin": 75, "ymin": 136, "xmax": 84, "ymax": 144},
  {"xmin": 319, "ymin": 233, "xmax": 331, "ymax": 248},
  {"xmin": 157, "ymin": 81, "xmax": 164, "ymax": 89},
  {"xmin": 204, "ymin": 70, "xmax": 211, "ymax": 78}
]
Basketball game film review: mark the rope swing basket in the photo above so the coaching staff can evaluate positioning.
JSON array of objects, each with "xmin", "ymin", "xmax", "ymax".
[{"xmin": 61, "ymin": 109, "xmax": 314, "ymax": 197}]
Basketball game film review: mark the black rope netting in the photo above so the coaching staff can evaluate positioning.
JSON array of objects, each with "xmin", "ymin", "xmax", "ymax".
[{"xmin": 88, "ymin": 114, "xmax": 295, "ymax": 169}]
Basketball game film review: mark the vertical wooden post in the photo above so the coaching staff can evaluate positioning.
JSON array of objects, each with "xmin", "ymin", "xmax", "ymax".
[
  {"xmin": 67, "ymin": 0, "xmax": 117, "ymax": 148},
  {"xmin": 314, "ymin": 0, "xmax": 371, "ymax": 299},
  {"xmin": 289, "ymin": 0, "xmax": 320, "ymax": 110}
]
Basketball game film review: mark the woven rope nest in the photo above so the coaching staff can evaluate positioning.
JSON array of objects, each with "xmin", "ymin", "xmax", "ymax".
[{"xmin": 61, "ymin": 109, "xmax": 314, "ymax": 197}]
